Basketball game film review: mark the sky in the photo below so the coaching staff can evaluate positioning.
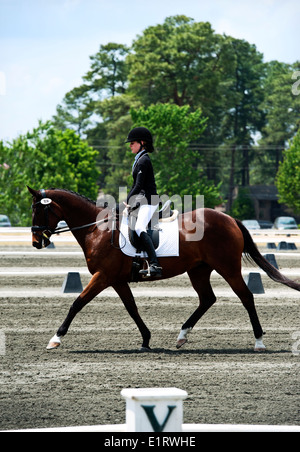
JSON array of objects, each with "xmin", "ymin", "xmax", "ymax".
[{"xmin": 0, "ymin": 0, "xmax": 299, "ymax": 142}]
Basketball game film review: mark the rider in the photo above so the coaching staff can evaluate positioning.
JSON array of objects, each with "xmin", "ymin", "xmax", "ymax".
[{"xmin": 124, "ymin": 127, "xmax": 162, "ymax": 278}]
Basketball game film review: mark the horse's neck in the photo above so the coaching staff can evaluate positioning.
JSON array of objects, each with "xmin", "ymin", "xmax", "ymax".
[
  {"xmin": 60, "ymin": 196, "xmax": 101, "ymax": 251},
  {"xmin": 60, "ymin": 193, "xmax": 100, "ymax": 233}
]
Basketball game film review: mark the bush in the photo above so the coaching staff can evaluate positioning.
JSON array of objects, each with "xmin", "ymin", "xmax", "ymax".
[
  {"xmin": 0, "ymin": 122, "xmax": 99, "ymax": 225},
  {"xmin": 230, "ymin": 187, "xmax": 256, "ymax": 220}
]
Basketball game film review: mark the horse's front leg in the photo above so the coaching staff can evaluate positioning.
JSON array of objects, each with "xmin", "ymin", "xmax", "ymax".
[
  {"xmin": 47, "ymin": 272, "xmax": 107, "ymax": 350},
  {"xmin": 113, "ymin": 282, "xmax": 151, "ymax": 351}
]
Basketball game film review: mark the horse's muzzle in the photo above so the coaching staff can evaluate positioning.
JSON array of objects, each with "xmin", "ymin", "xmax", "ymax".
[
  {"xmin": 32, "ymin": 232, "xmax": 51, "ymax": 249},
  {"xmin": 32, "ymin": 238, "xmax": 43, "ymax": 249}
]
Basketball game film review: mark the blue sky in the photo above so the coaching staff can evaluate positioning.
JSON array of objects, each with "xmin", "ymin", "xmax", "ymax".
[{"xmin": 0, "ymin": 0, "xmax": 299, "ymax": 141}]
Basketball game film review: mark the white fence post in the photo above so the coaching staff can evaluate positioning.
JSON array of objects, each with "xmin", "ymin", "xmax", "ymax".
[{"xmin": 121, "ymin": 388, "xmax": 188, "ymax": 433}]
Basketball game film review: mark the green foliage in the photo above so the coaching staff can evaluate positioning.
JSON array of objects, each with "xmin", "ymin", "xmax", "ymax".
[
  {"xmin": 53, "ymin": 84, "xmax": 92, "ymax": 135},
  {"xmin": 229, "ymin": 187, "xmax": 255, "ymax": 220},
  {"xmin": 53, "ymin": 43, "xmax": 130, "ymax": 136},
  {"xmin": 130, "ymin": 104, "xmax": 222, "ymax": 207},
  {"xmin": 260, "ymin": 61, "xmax": 300, "ymax": 145},
  {"xmin": 127, "ymin": 16, "xmax": 219, "ymax": 108},
  {"xmin": 98, "ymin": 94, "xmax": 141, "ymax": 197},
  {"xmin": 276, "ymin": 130, "xmax": 300, "ymax": 213},
  {"xmin": 52, "ymin": 15, "xmax": 292, "ymax": 208},
  {"xmin": 3, "ymin": 15, "xmax": 299, "ymax": 219},
  {"xmin": 85, "ymin": 42, "xmax": 129, "ymax": 97},
  {"xmin": 0, "ymin": 122, "xmax": 99, "ymax": 225},
  {"xmin": 253, "ymin": 61, "xmax": 300, "ymax": 184}
]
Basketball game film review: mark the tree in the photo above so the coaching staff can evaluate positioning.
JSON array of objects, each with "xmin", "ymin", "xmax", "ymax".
[
  {"xmin": 85, "ymin": 43, "xmax": 129, "ymax": 98},
  {"xmin": 53, "ymin": 84, "xmax": 92, "ymax": 135},
  {"xmin": 217, "ymin": 37, "xmax": 265, "ymax": 209},
  {"xmin": 0, "ymin": 122, "xmax": 99, "ymax": 225},
  {"xmin": 127, "ymin": 16, "xmax": 219, "ymax": 108},
  {"xmin": 49, "ymin": 15, "xmax": 299, "ymax": 212},
  {"xmin": 98, "ymin": 94, "xmax": 141, "ymax": 197},
  {"xmin": 130, "ymin": 103, "xmax": 222, "ymax": 208},
  {"xmin": 261, "ymin": 61, "xmax": 300, "ymax": 144},
  {"xmin": 255, "ymin": 61, "xmax": 300, "ymax": 182},
  {"xmin": 127, "ymin": 18, "xmax": 267, "ymax": 200},
  {"xmin": 276, "ymin": 130, "xmax": 300, "ymax": 213},
  {"xmin": 229, "ymin": 187, "xmax": 255, "ymax": 220},
  {"xmin": 53, "ymin": 43, "xmax": 130, "ymax": 136}
]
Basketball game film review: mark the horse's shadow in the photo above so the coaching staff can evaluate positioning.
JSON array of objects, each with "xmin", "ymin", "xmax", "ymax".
[{"xmin": 69, "ymin": 347, "xmax": 289, "ymax": 356}]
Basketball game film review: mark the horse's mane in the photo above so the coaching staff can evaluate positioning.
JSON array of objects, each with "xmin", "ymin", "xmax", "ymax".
[{"xmin": 50, "ymin": 188, "xmax": 97, "ymax": 206}]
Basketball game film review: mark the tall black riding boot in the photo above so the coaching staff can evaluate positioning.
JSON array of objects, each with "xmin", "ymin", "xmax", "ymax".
[{"xmin": 139, "ymin": 231, "xmax": 162, "ymax": 278}]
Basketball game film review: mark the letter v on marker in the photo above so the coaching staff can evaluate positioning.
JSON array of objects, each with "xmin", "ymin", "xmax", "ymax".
[{"xmin": 141, "ymin": 405, "xmax": 176, "ymax": 432}]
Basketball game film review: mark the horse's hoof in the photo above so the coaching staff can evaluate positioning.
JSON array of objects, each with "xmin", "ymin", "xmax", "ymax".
[
  {"xmin": 46, "ymin": 342, "xmax": 60, "ymax": 350},
  {"xmin": 254, "ymin": 347, "xmax": 266, "ymax": 352},
  {"xmin": 140, "ymin": 346, "xmax": 152, "ymax": 353},
  {"xmin": 254, "ymin": 337, "xmax": 266, "ymax": 352},
  {"xmin": 176, "ymin": 339, "xmax": 188, "ymax": 349},
  {"xmin": 47, "ymin": 334, "xmax": 61, "ymax": 350}
]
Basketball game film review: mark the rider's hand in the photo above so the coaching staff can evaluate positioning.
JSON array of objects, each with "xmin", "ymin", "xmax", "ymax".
[{"xmin": 123, "ymin": 202, "xmax": 130, "ymax": 217}]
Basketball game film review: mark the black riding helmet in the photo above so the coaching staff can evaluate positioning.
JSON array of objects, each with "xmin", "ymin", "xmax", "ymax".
[{"xmin": 125, "ymin": 127, "xmax": 154, "ymax": 152}]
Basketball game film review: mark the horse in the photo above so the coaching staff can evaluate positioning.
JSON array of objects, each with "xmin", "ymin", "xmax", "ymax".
[{"xmin": 27, "ymin": 186, "xmax": 300, "ymax": 352}]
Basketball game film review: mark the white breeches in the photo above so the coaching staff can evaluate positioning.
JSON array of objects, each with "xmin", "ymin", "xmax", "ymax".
[{"xmin": 135, "ymin": 204, "xmax": 158, "ymax": 237}]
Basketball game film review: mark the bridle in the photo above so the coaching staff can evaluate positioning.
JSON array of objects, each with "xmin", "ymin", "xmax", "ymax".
[
  {"xmin": 31, "ymin": 190, "xmax": 62, "ymax": 244},
  {"xmin": 31, "ymin": 189, "xmax": 114, "ymax": 247}
]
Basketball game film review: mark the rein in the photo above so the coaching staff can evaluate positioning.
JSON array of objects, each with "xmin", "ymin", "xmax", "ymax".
[{"xmin": 51, "ymin": 217, "xmax": 112, "ymax": 235}]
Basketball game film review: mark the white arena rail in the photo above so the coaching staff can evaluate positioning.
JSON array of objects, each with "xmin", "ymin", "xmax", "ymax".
[
  {"xmin": 1, "ymin": 228, "xmax": 300, "ymax": 245},
  {"xmin": 249, "ymin": 229, "xmax": 300, "ymax": 244},
  {"xmin": 3, "ymin": 388, "xmax": 300, "ymax": 433}
]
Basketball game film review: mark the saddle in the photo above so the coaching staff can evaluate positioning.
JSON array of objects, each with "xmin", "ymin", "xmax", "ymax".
[
  {"xmin": 128, "ymin": 200, "xmax": 174, "ymax": 252},
  {"xmin": 127, "ymin": 200, "xmax": 175, "ymax": 282}
]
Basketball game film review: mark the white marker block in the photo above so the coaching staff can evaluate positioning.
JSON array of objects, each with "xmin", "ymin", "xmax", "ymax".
[{"xmin": 121, "ymin": 387, "xmax": 188, "ymax": 432}]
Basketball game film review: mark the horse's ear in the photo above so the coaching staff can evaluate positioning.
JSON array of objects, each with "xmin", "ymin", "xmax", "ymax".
[{"xmin": 27, "ymin": 186, "xmax": 39, "ymax": 198}]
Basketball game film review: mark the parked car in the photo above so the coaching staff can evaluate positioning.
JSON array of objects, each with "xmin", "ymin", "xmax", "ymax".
[
  {"xmin": 57, "ymin": 220, "xmax": 68, "ymax": 229},
  {"xmin": 0, "ymin": 214, "xmax": 11, "ymax": 227},
  {"xmin": 273, "ymin": 216, "xmax": 298, "ymax": 230},
  {"xmin": 242, "ymin": 219, "xmax": 261, "ymax": 230},
  {"xmin": 56, "ymin": 220, "xmax": 69, "ymax": 234},
  {"xmin": 258, "ymin": 220, "xmax": 273, "ymax": 229}
]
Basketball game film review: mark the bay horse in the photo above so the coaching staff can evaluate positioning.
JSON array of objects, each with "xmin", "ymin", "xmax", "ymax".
[{"xmin": 28, "ymin": 187, "xmax": 300, "ymax": 352}]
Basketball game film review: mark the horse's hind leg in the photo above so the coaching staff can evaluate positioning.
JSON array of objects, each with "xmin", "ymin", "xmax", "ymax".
[
  {"xmin": 225, "ymin": 273, "xmax": 266, "ymax": 351},
  {"xmin": 177, "ymin": 265, "xmax": 216, "ymax": 349},
  {"xmin": 113, "ymin": 282, "xmax": 151, "ymax": 351}
]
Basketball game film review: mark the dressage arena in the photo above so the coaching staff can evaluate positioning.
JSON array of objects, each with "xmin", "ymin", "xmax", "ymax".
[{"xmin": 0, "ymin": 229, "xmax": 299, "ymax": 430}]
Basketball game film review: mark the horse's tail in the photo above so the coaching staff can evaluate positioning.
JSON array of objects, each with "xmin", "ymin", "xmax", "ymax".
[{"xmin": 235, "ymin": 219, "xmax": 300, "ymax": 292}]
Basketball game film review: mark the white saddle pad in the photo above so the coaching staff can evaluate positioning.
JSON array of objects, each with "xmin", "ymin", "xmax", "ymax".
[{"xmin": 119, "ymin": 216, "xmax": 179, "ymax": 258}]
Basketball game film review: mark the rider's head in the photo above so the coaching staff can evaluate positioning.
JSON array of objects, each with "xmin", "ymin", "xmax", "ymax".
[{"xmin": 125, "ymin": 127, "xmax": 154, "ymax": 153}]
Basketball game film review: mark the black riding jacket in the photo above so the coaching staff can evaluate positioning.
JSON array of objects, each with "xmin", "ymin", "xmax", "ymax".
[{"xmin": 127, "ymin": 150, "xmax": 158, "ymax": 205}]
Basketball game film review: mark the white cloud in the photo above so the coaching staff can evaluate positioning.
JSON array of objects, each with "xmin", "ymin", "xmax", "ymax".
[
  {"xmin": 6, "ymin": 63, "xmax": 32, "ymax": 90},
  {"xmin": 40, "ymin": 76, "xmax": 65, "ymax": 95},
  {"xmin": 212, "ymin": 0, "xmax": 299, "ymax": 62},
  {"xmin": 0, "ymin": 0, "xmax": 299, "ymax": 141}
]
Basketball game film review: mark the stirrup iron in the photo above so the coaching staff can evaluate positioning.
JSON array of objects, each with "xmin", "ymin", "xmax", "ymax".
[{"xmin": 139, "ymin": 260, "xmax": 162, "ymax": 278}]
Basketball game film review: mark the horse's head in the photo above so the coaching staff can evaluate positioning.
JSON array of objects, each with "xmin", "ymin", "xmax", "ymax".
[{"xmin": 27, "ymin": 186, "xmax": 63, "ymax": 249}]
